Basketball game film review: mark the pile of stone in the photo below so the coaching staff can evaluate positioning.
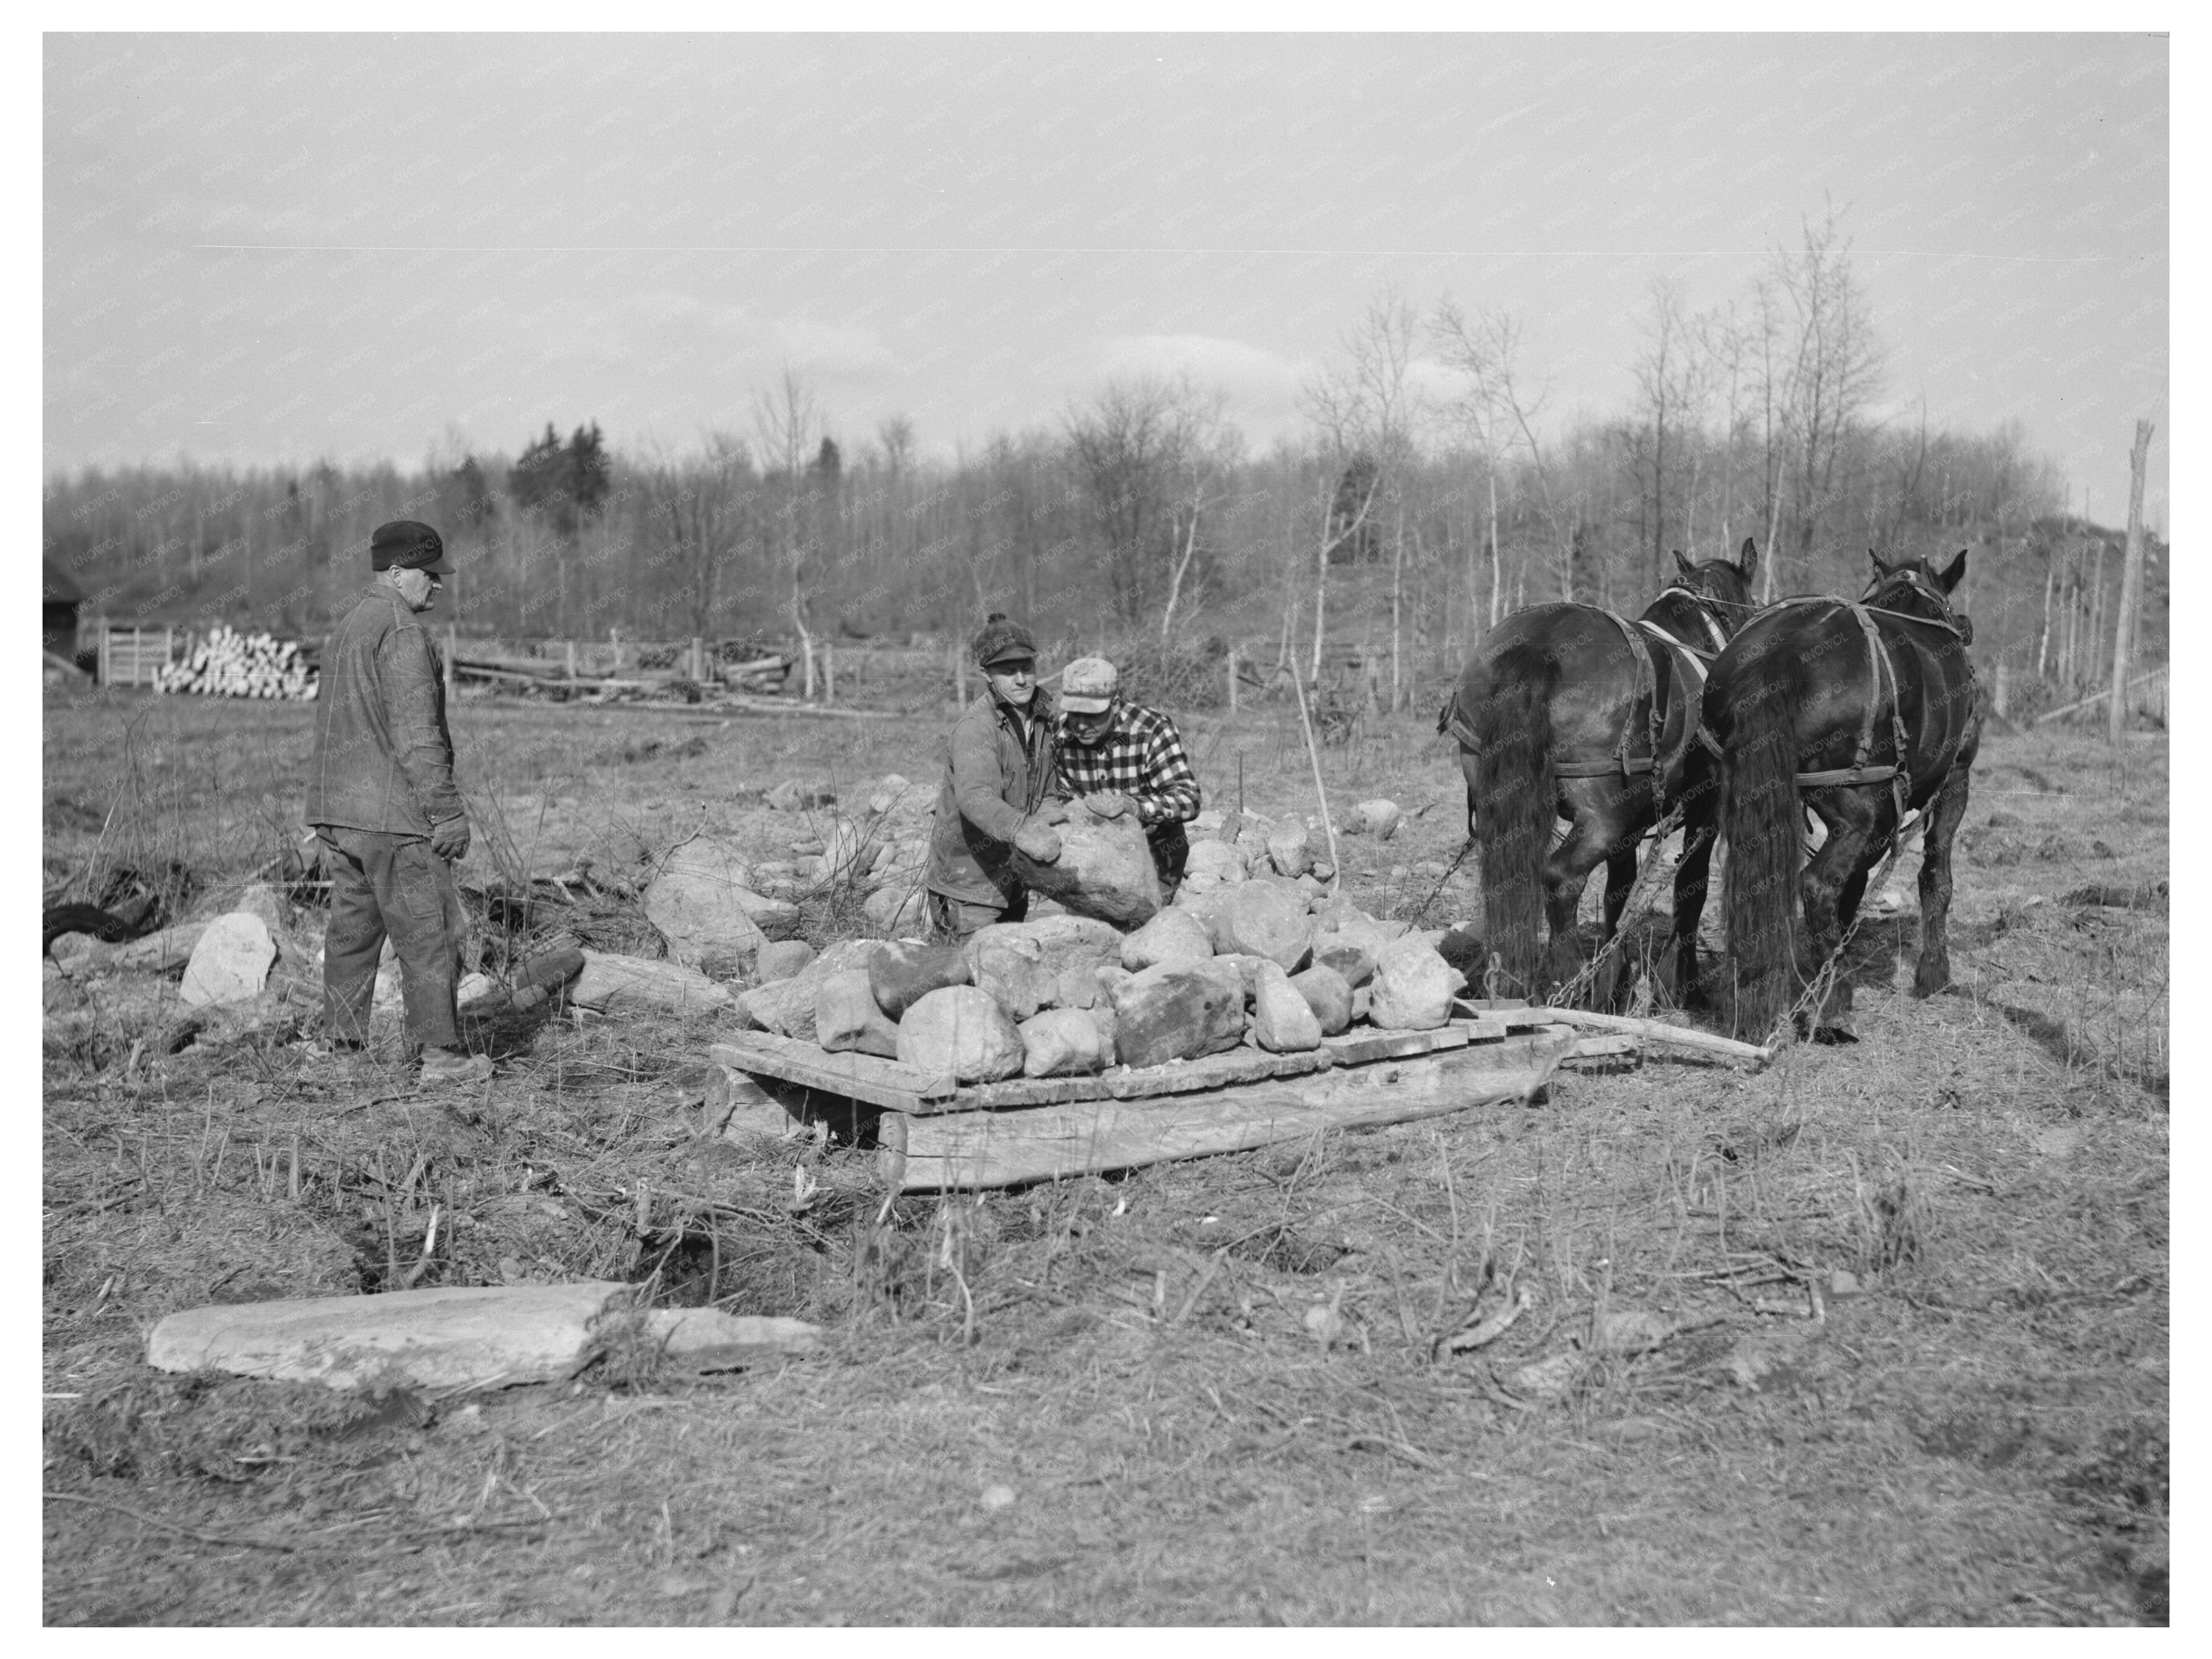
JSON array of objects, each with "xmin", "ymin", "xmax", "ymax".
[{"xmin": 724, "ymin": 873, "xmax": 1469, "ymax": 1087}]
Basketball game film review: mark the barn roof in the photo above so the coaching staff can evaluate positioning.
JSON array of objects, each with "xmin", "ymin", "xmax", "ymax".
[{"xmin": 43, "ymin": 556, "xmax": 83, "ymax": 605}]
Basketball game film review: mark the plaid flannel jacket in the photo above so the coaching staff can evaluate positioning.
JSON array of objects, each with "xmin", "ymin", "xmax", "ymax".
[{"xmin": 1053, "ymin": 699, "xmax": 1202, "ymax": 830}]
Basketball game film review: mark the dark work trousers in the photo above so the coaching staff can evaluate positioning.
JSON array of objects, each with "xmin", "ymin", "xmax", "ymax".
[
  {"xmin": 928, "ymin": 887, "xmax": 1027, "ymax": 944},
  {"xmin": 317, "ymin": 825, "xmax": 464, "ymax": 1051}
]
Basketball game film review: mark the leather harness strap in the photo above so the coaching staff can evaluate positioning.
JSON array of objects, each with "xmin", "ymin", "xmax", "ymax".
[
  {"xmin": 1551, "ymin": 607, "xmax": 1659, "ymax": 781},
  {"xmin": 1793, "ymin": 602, "xmax": 1912, "ymax": 827}
]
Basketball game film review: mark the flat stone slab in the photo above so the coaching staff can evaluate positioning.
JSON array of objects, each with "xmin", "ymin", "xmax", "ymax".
[
  {"xmin": 147, "ymin": 1283, "xmax": 821, "ymax": 1391},
  {"xmin": 149, "ymin": 1282, "xmax": 634, "ymax": 1392}
]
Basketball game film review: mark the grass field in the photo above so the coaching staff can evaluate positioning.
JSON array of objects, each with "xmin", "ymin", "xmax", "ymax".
[{"xmin": 41, "ymin": 678, "xmax": 2169, "ymax": 1626}]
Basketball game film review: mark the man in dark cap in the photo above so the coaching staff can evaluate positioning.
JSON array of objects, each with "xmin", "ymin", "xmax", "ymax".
[
  {"xmin": 922, "ymin": 612, "xmax": 1067, "ymax": 941},
  {"xmin": 303, "ymin": 520, "xmax": 490, "ymax": 1083}
]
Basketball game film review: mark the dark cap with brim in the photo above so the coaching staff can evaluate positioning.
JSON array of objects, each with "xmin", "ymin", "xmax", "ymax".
[
  {"xmin": 971, "ymin": 612, "xmax": 1036, "ymax": 668},
  {"xmin": 370, "ymin": 519, "xmax": 452, "ymax": 574}
]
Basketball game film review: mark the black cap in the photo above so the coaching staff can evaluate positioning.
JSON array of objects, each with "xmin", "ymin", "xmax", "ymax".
[
  {"xmin": 370, "ymin": 520, "xmax": 452, "ymax": 574},
  {"xmin": 972, "ymin": 612, "xmax": 1036, "ymax": 667}
]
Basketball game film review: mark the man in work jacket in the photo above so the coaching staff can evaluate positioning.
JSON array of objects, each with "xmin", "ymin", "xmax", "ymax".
[
  {"xmin": 302, "ymin": 519, "xmax": 490, "ymax": 1083},
  {"xmin": 923, "ymin": 612, "xmax": 1067, "ymax": 942},
  {"xmin": 1051, "ymin": 654, "xmax": 1202, "ymax": 899}
]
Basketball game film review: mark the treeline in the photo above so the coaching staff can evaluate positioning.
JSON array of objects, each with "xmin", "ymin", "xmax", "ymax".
[{"xmin": 43, "ymin": 215, "xmax": 2165, "ymax": 700}]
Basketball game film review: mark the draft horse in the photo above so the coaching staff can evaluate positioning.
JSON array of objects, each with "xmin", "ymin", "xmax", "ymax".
[
  {"xmin": 1437, "ymin": 538, "xmax": 1761, "ymax": 1006},
  {"xmin": 1674, "ymin": 550, "xmax": 1983, "ymax": 1042}
]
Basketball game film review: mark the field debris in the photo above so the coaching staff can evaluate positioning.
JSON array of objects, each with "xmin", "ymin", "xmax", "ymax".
[
  {"xmin": 1440, "ymin": 1284, "xmax": 1532, "ymax": 1355},
  {"xmin": 147, "ymin": 1283, "xmax": 820, "ymax": 1391}
]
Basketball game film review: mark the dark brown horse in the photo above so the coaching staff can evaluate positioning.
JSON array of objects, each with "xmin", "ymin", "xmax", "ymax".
[
  {"xmin": 1438, "ymin": 539, "xmax": 1761, "ymax": 1006},
  {"xmin": 1674, "ymin": 550, "xmax": 1982, "ymax": 1041}
]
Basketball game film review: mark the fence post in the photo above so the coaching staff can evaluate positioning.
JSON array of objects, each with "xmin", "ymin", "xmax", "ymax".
[
  {"xmin": 824, "ymin": 643, "xmax": 836, "ymax": 703},
  {"xmin": 1993, "ymin": 660, "xmax": 2009, "ymax": 720},
  {"xmin": 565, "ymin": 640, "xmax": 577, "ymax": 680},
  {"xmin": 2108, "ymin": 419, "xmax": 2154, "ymax": 747},
  {"xmin": 690, "ymin": 636, "xmax": 704, "ymax": 683},
  {"xmin": 1226, "ymin": 648, "xmax": 1238, "ymax": 713}
]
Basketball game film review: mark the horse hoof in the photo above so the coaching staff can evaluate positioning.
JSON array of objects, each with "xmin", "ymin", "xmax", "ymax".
[{"xmin": 1812, "ymin": 1024, "xmax": 1859, "ymax": 1046}]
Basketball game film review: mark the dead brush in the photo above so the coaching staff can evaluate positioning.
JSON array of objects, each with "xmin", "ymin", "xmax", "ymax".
[{"xmin": 1849, "ymin": 1146, "xmax": 1932, "ymax": 1274}]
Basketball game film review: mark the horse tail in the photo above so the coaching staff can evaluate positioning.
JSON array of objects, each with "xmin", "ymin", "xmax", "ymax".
[
  {"xmin": 1471, "ymin": 643, "xmax": 1554, "ymax": 998},
  {"xmin": 1720, "ymin": 661, "xmax": 1802, "ymax": 1041}
]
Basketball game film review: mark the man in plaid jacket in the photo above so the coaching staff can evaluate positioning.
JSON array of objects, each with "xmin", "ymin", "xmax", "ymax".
[{"xmin": 1052, "ymin": 656, "xmax": 1202, "ymax": 896}]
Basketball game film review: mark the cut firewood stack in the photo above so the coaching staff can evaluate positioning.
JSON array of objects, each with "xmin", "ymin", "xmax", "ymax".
[{"xmin": 155, "ymin": 625, "xmax": 316, "ymax": 700}]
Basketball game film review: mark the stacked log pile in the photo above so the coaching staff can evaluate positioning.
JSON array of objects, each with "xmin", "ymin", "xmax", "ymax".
[{"xmin": 155, "ymin": 626, "xmax": 316, "ymax": 699}]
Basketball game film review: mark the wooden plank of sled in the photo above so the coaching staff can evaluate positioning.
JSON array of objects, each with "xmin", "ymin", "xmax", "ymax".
[
  {"xmin": 709, "ymin": 1034, "xmax": 955, "ymax": 1112},
  {"xmin": 886, "ymin": 1027, "xmax": 1576, "ymax": 1193},
  {"xmin": 939, "ymin": 1046, "xmax": 1336, "ymax": 1115},
  {"xmin": 1563, "ymin": 1034, "xmax": 1642, "ymax": 1063},
  {"xmin": 1503, "ymin": 1007, "xmax": 1773, "ymax": 1068},
  {"xmin": 1320, "ymin": 1024, "xmax": 1488, "ymax": 1065}
]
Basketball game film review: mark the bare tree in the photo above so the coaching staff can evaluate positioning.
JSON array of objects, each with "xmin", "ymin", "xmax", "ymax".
[
  {"xmin": 642, "ymin": 433, "xmax": 753, "ymax": 642},
  {"xmin": 752, "ymin": 365, "xmax": 825, "ymax": 688},
  {"xmin": 1301, "ymin": 293, "xmax": 1420, "ymax": 680},
  {"xmin": 876, "ymin": 413, "xmax": 915, "ymax": 479},
  {"xmin": 1771, "ymin": 204, "xmax": 1884, "ymax": 579},
  {"xmin": 1066, "ymin": 375, "xmax": 1182, "ymax": 628},
  {"xmin": 1157, "ymin": 381, "xmax": 1244, "ymax": 641},
  {"xmin": 1630, "ymin": 277, "xmax": 1713, "ymax": 588},
  {"xmin": 1433, "ymin": 298, "xmax": 1563, "ymax": 613}
]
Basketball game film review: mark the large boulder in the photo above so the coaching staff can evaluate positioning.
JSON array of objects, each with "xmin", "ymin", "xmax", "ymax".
[
  {"xmin": 179, "ymin": 913, "xmax": 276, "ymax": 1008},
  {"xmin": 896, "ymin": 986, "xmax": 1024, "ymax": 1083},
  {"xmin": 766, "ymin": 778, "xmax": 835, "ymax": 813},
  {"xmin": 972, "ymin": 936, "xmax": 1056, "ymax": 1023},
  {"xmin": 1348, "ymin": 799, "xmax": 1403, "ymax": 840},
  {"xmin": 1251, "ymin": 961, "xmax": 1323, "ymax": 1053},
  {"xmin": 1205, "ymin": 883, "xmax": 1313, "ymax": 974},
  {"xmin": 1121, "ymin": 909, "xmax": 1215, "ymax": 973},
  {"xmin": 1288, "ymin": 964, "xmax": 1354, "ymax": 1036},
  {"xmin": 1008, "ymin": 799, "xmax": 1161, "ymax": 928},
  {"xmin": 815, "ymin": 969, "xmax": 901, "ymax": 1058},
  {"xmin": 1109, "ymin": 960, "xmax": 1247, "ymax": 1070},
  {"xmin": 863, "ymin": 884, "xmax": 927, "ymax": 937},
  {"xmin": 1367, "ymin": 936, "xmax": 1462, "ymax": 1031},
  {"xmin": 869, "ymin": 941, "xmax": 971, "ymax": 1019},
  {"xmin": 754, "ymin": 940, "xmax": 816, "ymax": 984},
  {"xmin": 1184, "ymin": 839, "xmax": 1247, "ymax": 886},
  {"xmin": 645, "ymin": 838, "xmax": 782, "ymax": 974},
  {"xmin": 1018, "ymin": 1008, "xmax": 1112, "ymax": 1077},
  {"xmin": 570, "ymin": 951, "xmax": 736, "ymax": 1015},
  {"xmin": 736, "ymin": 939, "xmax": 882, "ymax": 1041},
  {"xmin": 1055, "ymin": 963, "xmax": 1103, "ymax": 1010},
  {"xmin": 1265, "ymin": 820, "xmax": 1312, "ymax": 878},
  {"xmin": 965, "ymin": 915, "xmax": 1124, "ymax": 981}
]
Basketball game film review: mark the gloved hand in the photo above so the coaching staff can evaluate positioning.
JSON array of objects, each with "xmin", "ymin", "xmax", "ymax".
[
  {"xmin": 429, "ymin": 815, "xmax": 472, "ymax": 860},
  {"xmin": 1013, "ymin": 819, "xmax": 1063, "ymax": 864},
  {"xmin": 1083, "ymin": 791, "xmax": 1132, "ymax": 820}
]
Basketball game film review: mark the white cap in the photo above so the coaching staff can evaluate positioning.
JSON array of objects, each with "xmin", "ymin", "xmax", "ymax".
[{"xmin": 1059, "ymin": 655, "xmax": 1118, "ymax": 714}]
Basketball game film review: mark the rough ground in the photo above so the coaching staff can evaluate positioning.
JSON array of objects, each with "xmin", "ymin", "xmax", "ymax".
[{"xmin": 42, "ymin": 681, "xmax": 2168, "ymax": 1626}]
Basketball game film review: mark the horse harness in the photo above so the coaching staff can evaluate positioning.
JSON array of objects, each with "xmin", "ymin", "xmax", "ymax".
[
  {"xmin": 1546, "ymin": 605, "xmax": 1715, "ymax": 814},
  {"xmin": 1760, "ymin": 587, "xmax": 1975, "ymax": 829},
  {"xmin": 1441, "ymin": 593, "xmax": 1728, "ymax": 816}
]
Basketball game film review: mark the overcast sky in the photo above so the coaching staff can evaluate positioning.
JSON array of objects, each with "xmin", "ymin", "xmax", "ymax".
[{"xmin": 45, "ymin": 32, "xmax": 2168, "ymax": 527}]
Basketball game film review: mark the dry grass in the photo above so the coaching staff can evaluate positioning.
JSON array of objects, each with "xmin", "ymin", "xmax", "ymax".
[{"xmin": 41, "ymin": 681, "xmax": 2167, "ymax": 1625}]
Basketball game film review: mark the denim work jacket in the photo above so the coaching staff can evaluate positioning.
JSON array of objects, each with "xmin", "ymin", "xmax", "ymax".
[
  {"xmin": 924, "ymin": 688, "xmax": 1061, "ymax": 906},
  {"xmin": 303, "ymin": 585, "xmax": 464, "ymax": 838}
]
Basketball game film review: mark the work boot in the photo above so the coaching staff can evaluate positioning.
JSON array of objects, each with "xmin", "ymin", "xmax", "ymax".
[{"xmin": 420, "ymin": 1047, "xmax": 493, "ymax": 1084}]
